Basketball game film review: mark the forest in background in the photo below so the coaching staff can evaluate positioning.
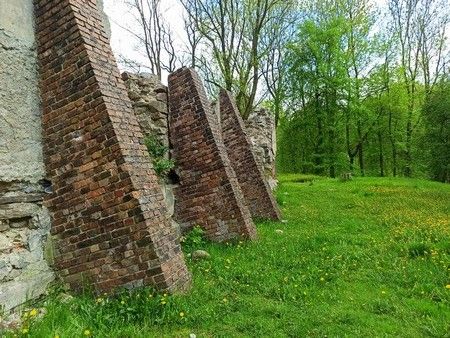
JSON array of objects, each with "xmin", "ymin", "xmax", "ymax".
[{"xmin": 118, "ymin": 0, "xmax": 450, "ymax": 182}]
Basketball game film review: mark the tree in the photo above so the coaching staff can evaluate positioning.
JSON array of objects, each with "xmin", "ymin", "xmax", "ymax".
[
  {"xmin": 388, "ymin": 0, "xmax": 449, "ymax": 177},
  {"xmin": 180, "ymin": 0, "xmax": 296, "ymax": 118},
  {"xmin": 122, "ymin": 0, "xmax": 179, "ymax": 79},
  {"xmin": 423, "ymin": 78, "xmax": 450, "ymax": 182}
]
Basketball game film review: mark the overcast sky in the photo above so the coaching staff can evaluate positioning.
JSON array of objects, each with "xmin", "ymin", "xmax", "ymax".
[
  {"xmin": 103, "ymin": 0, "xmax": 392, "ymax": 83},
  {"xmin": 103, "ymin": 0, "xmax": 186, "ymax": 82}
]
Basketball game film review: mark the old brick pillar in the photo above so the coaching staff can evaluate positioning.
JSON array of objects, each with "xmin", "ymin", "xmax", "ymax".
[
  {"xmin": 219, "ymin": 90, "xmax": 281, "ymax": 220},
  {"xmin": 168, "ymin": 68, "xmax": 257, "ymax": 241},
  {"xmin": 34, "ymin": 0, "xmax": 190, "ymax": 292}
]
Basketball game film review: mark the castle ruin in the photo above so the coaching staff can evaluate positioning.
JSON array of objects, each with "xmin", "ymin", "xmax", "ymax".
[{"xmin": 0, "ymin": 0, "xmax": 280, "ymax": 313}]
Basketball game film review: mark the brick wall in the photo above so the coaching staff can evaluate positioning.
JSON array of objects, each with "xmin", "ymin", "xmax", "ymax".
[
  {"xmin": 168, "ymin": 68, "xmax": 257, "ymax": 241},
  {"xmin": 34, "ymin": 0, "xmax": 190, "ymax": 292},
  {"xmin": 219, "ymin": 90, "xmax": 281, "ymax": 220}
]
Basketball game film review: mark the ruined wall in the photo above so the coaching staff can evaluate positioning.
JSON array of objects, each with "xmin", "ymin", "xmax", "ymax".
[
  {"xmin": 34, "ymin": 0, "xmax": 189, "ymax": 292},
  {"xmin": 168, "ymin": 68, "xmax": 257, "ymax": 241},
  {"xmin": 122, "ymin": 72, "xmax": 179, "ymax": 237},
  {"xmin": 0, "ymin": 0, "xmax": 54, "ymax": 312},
  {"xmin": 122, "ymin": 72, "xmax": 169, "ymax": 148},
  {"xmin": 219, "ymin": 90, "xmax": 281, "ymax": 220},
  {"xmin": 245, "ymin": 109, "xmax": 277, "ymax": 186}
]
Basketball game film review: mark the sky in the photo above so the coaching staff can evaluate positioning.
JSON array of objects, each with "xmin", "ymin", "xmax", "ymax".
[
  {"xmin": 103, "ymin": 0, "xmax": 187, "ymax": 83},
  {"xmin": 102, "ymin": 0, "xmax": 394, "ymax": 83}
]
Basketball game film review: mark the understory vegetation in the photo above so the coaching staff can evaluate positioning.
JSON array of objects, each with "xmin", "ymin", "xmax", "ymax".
[{"xmin": 8, "ymin": 175, "xmax": 450, "ymax": 337}]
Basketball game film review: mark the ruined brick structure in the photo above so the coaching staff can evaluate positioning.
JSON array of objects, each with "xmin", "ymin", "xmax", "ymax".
[
  {"xmin": 122, "ymin": 72, "xmax": 170, "ymax": 149},
  {"xmin": 1, "ymin": 0, "xmax": 281, "ymax": 313},
  {"xmin": 34, "ymin": 0, "xmax": 189, "ymax": 292},
  {"xmin": 168, "ymin": 68, "xmax": 257, "ymax": 241},
  {"xmin": 219, "ymin": 90, "xmax": 281, "ymax": 220}
]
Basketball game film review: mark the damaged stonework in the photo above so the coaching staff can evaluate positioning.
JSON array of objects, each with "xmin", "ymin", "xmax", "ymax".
[
  {"xmin": 122, "ymin": 72, "xmax": 170, "ymax": 149},
  {"xmin": 122, "ymin": 72, "xmax": 180, "ymax": 237},
  {"xmin": 0, "ymin": 0, "xmax": 54, "ymax": 313},
  {"xmin": 244, "ymin": 109, "xmax": 278, "ymax": 188}
]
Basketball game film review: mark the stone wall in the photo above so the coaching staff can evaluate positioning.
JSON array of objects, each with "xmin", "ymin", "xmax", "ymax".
[
  {"xmin": 0, "ymin": 0, "xmax": 54, "ymax": 312},
  {"xmin": 245, "ymin": 109, "xmax": 277, "ymax": 185},
  {"xmin": 122, "ymin": 72, "xmax": 169, "ymax": 149},
  {"xmin": 34, "ymin": 0, "xmax": 189, "ymax": 293},
  {"xmin": 122, "ymin": 72, "xmax": 178, "ymax": 237},
  {"xmin": 168, "ymin": 68, "xmax": 257, "ymax": 241}
]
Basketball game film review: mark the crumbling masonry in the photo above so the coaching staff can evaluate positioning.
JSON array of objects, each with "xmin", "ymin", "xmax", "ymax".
[
  {"xmin": 0, "ymin": 0, "xmax": 280, "ymax": 312},
  {"xmin": 219, "ymin": 90, "xmax": 281, "ymax": 221}
]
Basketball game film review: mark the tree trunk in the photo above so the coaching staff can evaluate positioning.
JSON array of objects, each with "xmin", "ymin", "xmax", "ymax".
[
  {"xmin": 357, "ymin": 121, "xmax": 365, "ymax": 176},
  {"xmin": 378, "ymin": 130, "xmax": 385, "ymax": 177}
]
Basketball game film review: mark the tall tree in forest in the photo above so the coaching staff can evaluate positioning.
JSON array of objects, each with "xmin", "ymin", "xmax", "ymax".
[
  {"xmin": 423, "ymin": 78, "xmax": 450, "ymax": 182},
  {"xmin": 122, "ymin": 0, "xmax": 179, "ymax": 79},
  {"xmin": 179, "ymin": 0, "xmax": 296, "ymax": 118},
  {"xmin": 388, "ymin": 0, "xmax": 449, "ymax": 177}
]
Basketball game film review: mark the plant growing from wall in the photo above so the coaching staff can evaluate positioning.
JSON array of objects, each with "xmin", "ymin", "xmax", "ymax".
[{"xmin": 144, "ymin": 135, "xmax": 175, "ymax": 178}]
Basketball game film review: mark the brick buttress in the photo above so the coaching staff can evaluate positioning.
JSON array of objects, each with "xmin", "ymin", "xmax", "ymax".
[
  {"xmin": 34, "ymin": 0, "xmax": 190, "ymax": 292},
  {"xmin": 168, "ymin": 68, "xmax": 257, "ymax": 241},
  {"xmin": 219, "ymin": 89, "xmax": 281, "ymax": 221}
]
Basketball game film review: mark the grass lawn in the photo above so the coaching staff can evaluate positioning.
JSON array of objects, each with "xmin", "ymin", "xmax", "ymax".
[{"xmin": 9, "ymin": 175, "xmax": 450, "ymax": 337}]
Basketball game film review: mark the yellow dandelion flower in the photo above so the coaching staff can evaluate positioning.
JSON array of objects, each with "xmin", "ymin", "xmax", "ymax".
[
  {"xmin": 222, "ymin": 298, "xmax": 228, "ymax": 303},
  {"xmin": 29, "ymin": 308, "xmax": 38, "ymax": 317},
  {"xmin": 161, "ymin": 300, "xmax": 167, "ymax": 305},
  {"xmin": 320, "ymin": 277, "xmax": 325, "ymax": 282},
  {"xmin": 96, "ymin": 298, "xmax": 103, "ymax": 303},
  {"xmin": 381, "ymin": 291, "xmax": 386, "ymax": 294},
  {"xmin": 22, "ymin": 328, "xmax": 29, "ymax": 334},
  {"xmin": 446, "ymin": 284, "xmax": 450, "ymax": 289},
  {"xmin": 84, "ymin": 329, "xmax": 91, "ymax": 336},
  {"xmin": 120, "ymin": 300, "xmax": 125, "ymax": 305},
  {"xmin": 54, "ymin": 335, "xmax": 60, "ymax": 338},
  {"xmin": 179, "ymin": 312, "xmax": 185, "ymax": 317}
]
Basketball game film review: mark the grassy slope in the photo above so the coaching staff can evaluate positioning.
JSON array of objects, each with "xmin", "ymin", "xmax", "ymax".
[{"xmin": 12, "ymin": 176, "xmax": 450, "ymax": 337}]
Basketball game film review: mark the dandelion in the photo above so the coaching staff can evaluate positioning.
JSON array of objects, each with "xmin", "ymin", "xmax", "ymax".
[
  {"xmin": 446, "ymin": 284, "xmax": 450, "ymax": 289},
  {"xmin": 161, "ymin": 300, "xmax": 167, "ymax": 305},
  {"xmin": 120, "ymin": 300, "xmax": 125, "ymax": 305},
  {"xmin": 320, "ymin": 277, "xmax": 325, "ymax": 282},
  {"xmin": 222, "ymin": 298, "xmax": 228, "ymax": 303},
  {"xmin": 179, "ymin": 312, "xmax": 185, "ymax": 318},
  {"xmin": 381, "ymin": 291, "xmax": 386, "ymax": 294},
  {"xmin": 96, "ymin": 297, "xmax": 103, "ymax": 303},
  {"xmin": 54, "ymin": 335, "xmax": 60, "ymax": 338},
  {"xmin": 84, "ymin": 329, "xmax": 92, "ymax": 336},
  {"xmin": 29, "ymin": 308, "xmax": 38, "ymax": 317},
  {"xmin": 22, "ymin": 328, "xmax": 29, "ymax": 334}
]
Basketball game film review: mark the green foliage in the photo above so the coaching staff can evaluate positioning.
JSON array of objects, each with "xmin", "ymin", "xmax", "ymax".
[
  {"xmin": 180, "ymin": 226, "xmax": 207, "ymax": 251},
  {"xmin": 144, "ymin": 135, "xmax": 174, "ymax": 178},
  {"xmin": 278, "ymin": 0, "xmax": 447, "ymax": 181},
  {"xmin": 7, "ymin": 176, "xmax": 450, "ymax": 337},
  {"xmin": 423, "ymin": 79, "xmax": 450, "ymax": 183}
]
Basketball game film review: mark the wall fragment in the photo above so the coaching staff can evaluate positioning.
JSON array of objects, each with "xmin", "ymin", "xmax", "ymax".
[
  {"xmin": 219, "ymin": 90, "xmax": 281, "ymax": 220},
  {"xmin": 168, "ymin": 68, "xmax": 257, "ymax": 241},
  {"xmin": 34, "ymin": 0, "xmax": 190, "ymax": 292}
]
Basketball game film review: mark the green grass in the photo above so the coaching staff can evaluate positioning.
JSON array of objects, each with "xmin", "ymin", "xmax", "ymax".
[{"xmin": 7, "ymin": 175, "xmax": 450, "ymax": 337}]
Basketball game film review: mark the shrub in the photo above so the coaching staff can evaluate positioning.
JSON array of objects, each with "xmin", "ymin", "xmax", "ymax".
[
  {"xmin": 144, "ymin": 135, "xmax": 175, "ymax": 177},
  {"xmin": 180, "ymin": 226, "xmax": 206, "ymax": 251}
]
